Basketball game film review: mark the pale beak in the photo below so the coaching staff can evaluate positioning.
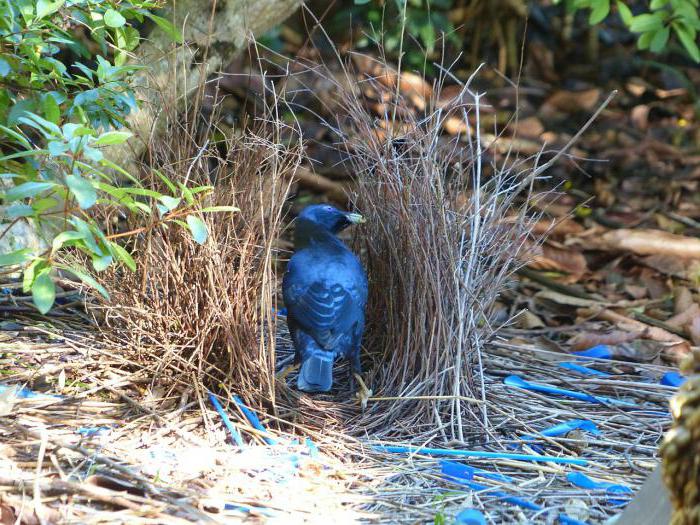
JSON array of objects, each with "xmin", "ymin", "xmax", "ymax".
[{"xmin": 345, "ymin": 212, "xmax": 365, "ymax": 224}]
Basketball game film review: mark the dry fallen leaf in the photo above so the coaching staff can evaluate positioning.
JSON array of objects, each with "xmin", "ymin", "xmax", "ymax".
[
  {"xmin": 528, "ymin": 244, "xmax": 588, "ymax": 282},
  {"xmin": 568, "ymin": 329, "xmax": 642, "ymax": 351},
  {"xmin": 585, "ymin": 229, "xmax": 700, "ymax": 259},
  {"xmin": 541, "ymin": 88, "xmax": 601, "ymax": 116}
]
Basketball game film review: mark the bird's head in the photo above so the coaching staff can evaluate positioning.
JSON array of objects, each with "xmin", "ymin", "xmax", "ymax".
[{"xmin": 297, "ymin": 204, "xmax": 365, "ymax": 234}]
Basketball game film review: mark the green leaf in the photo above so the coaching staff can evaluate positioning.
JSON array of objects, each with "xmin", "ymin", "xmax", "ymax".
[
  {"xmin": 31, "ymin": 269, "xmax": 55, "ymax": 314},
  {"xmin": 200, "ymin": 205, "xmax": 241, "ymax": 213},
  {"xmin": 66, "ymin": 174, "xmax": 97, "ymax": 209},
  {"xmin": 185, "ymin": 215, "xmax": 208, "ymax": 245},
  {"xmin": 589, "ymin": 0, "xmax": 610, "ymax": 24},
  {"xmin": 6, "ymin": 203, "xmax": 34, "ymax": 218},
  {"xmin": 23, "ymin": 259, "xmax": 43, "ymax": 293},
  {"xmin": 630, "ymin": 13, "xmax": 665, "ymax": 32},
  {"xmin": 36, "ymin": 0, "xmax": 65, "ymax": 19},
  {"xmin": 154, "ymin": 170, "xmax": 177, "ymax": 193},
  {"xmin": 4, "ymin": 181, "xmax": 56, "ymax": 201},
  {"xmin": 158, "ymin": 195, "xmax": 181, "ymax": 212},
  {"xmin": 650, "ymin": 26, "xmax": 670, "ymax": 52},
  {"xmin": 638, "ymin": 30, "xmax": 655, "ymax": 49},
  {"xmin": 61, "ymin": 265, "xmax": 109, "ymax": 299},
  {"xmin": 92, "ymin": 254, "xmax": 112, "ymax": 272},
  {"xmin": 52, "ymin": 230, "xmax": 86, "ymax": 253},
  {"xmin": 42, "ymin": 94, "xmax": 60, "ymax": 124},
  {"xmin": 110, "ymin": 242, "xmax": 136, "ymax": 272},
  {"xmin": 650, "ymin": 0, "xmax": 668, "ymax": 8},
  {"xmin": 104, "ymin": 8, "xmax": 126, "ymax": 28},
  {"xmin": 178, "ymin": 183, "xmax": 195, "ymax": 205},
  {"xmin": 675, "ymin": 22, "xmax": 700, "ymax": 61},
  {"xmin": 145, "ymin": 13, "xmax": 183, "ymax": 43},
  {"xmin": 93, "ymin": 131, "xmax": 132, "ymax": 146},
  {"xmin": 616, "ymin": 1, "xmax": 634, "ymax": 26},
  {"xmin": 0, "ymin": 248, "xmax": 32, "ymax": 267},
  {"xmin": 32, "ymin": 197, "xmax": 59, "ymax": 213}
]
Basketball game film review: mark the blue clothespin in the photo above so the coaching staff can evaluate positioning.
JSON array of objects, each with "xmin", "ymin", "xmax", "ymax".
[
  {"xmin": 559, "ymin": 362, "xmax": 611, "ymax": 377},
  {"xmin": 504, "ymin": 375, "xmax": 635, "ymax": 407},
  {"xmin": 574, "ymin": 345, "xmax": 612, "ymax": 359}
]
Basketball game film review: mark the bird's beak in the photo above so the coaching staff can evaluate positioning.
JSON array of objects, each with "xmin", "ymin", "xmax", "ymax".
[{"xmin": 345, "ymin": 212, "xmax": 365, "ymax": 224}]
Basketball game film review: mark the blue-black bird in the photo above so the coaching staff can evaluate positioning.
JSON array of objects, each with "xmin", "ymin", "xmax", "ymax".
[{"xmin": 282, "ymin": 204, "xmax": 368, "ymax": 393}]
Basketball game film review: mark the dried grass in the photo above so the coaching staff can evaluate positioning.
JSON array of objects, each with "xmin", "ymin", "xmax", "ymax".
[{"xmin": 96, "ymin": 86, "xmax": 300, "ymax": 412}]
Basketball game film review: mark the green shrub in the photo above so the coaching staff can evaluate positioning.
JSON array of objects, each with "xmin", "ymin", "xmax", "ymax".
[
  {"xmin": 556, "ymin": 0, "xmax": 700, "ymax": 61},
  {"xmin": 0, "ymin": 0, "xmax": 230, "ymax": 314}
]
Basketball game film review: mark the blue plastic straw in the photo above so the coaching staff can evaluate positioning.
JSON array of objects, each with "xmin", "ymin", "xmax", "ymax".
[
  {"xmin": 373, "ymin": 444, "xmax": 588, "ymax": 465},
  {"xmin": 441, "ymin": 460, "xmax": 514, "ymax": 483},
  {"xmin": 441, "ymin": 463, "xmax": 589, "ymax": 524},
  {"xmin": 559, "ymin": 362, "xmax": 611, "ymax": 377},
  {"xmin": 504, "ymin": 375, "xmax": 635, "ymax": 407},
  {"xmin": 231, "ymin": 395, "xmax": 276, "ymax": 445},
  {"xmin": 522, "ymin": 419, "xmax": 600, "ymax": 442},
  {"xmin": 208, "ymin": 392, "xmax": 244, "ymax": 446},
  {"xmin": 567, "ymin": 472, "xmax": 632, "ymax": 506}
]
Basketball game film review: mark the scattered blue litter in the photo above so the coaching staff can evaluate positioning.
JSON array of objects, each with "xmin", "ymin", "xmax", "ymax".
[
  {"xmin": 559, "ymin": 362, "xmax": 611, "ymax": 377},
  {"xmin": 76, "ymin": 426, "xmax": 111, "ymax": 437},
  {"xmin": 661, "ymin": 371, "xmax": 686, "ymax": 388},
  {"xmin": 574, "ymin": 345, "xmax": 612, "ymax": 359},
  {"xmin": 272, "ymin": 307, "xmax": 287, "ymax": 317},
  {"xmin": 1, "ymin": 288, "xmax": 11, "ymax": 295},
  {"xmin": 374, "ymin": 444, "xmax": 588, "ymax": 465},
  {"xmin": 305, "ymin": 437, "xmax": 320, "ymax": 459},
  {"xmin": 441, "ymin": 463, "xmax": 589, "ymax": 524},
  {"xmin": 523, "ymin": 419, "xmax": 600, "ymax": 442},
  {"xmin": 224, "ymin": 502, "xmax": 279, "ymax": 517},
  {"xmin": 208, "ymin": 392, "xmax": 244, "ymax": 447},
  {"xmin": 455, "ymin": 508, "xmax": 486, "ymax": 525},
  {"xmin": 504, "ymin": 375, "xmax": 635, "ymax": 407},
  {"xmin": 566, "ymin": 472, "xmax": 632, "ymax": 506},
  {"xmin": 0, "ymin": 384, "xmax": 62, "ymax": 400},
  {"xmin": 231, "ymin": 395, "xmax": 276, "ymax": 445},
  {"xmin": 441, "ymin": 460, "xmax": 514, "ymax": 483}
]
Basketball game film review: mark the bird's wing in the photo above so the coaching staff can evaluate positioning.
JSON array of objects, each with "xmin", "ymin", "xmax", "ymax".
[{"xmin": 285, "ymin": 280, "xmax": 357, "ymax": 351}]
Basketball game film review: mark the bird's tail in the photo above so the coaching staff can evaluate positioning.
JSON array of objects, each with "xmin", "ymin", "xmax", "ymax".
[{"xmin": 297, "ymin": 351, "xmax": 333, "ymax": 393}]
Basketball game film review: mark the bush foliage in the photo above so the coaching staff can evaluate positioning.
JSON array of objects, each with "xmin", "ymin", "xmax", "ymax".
[{"xmin": 0, "ymin": 1, "xmax": 230, "ymax": 314}]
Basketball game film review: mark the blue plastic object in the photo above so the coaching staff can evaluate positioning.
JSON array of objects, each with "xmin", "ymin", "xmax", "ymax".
[
  {"xmin": 208, "ymin": 392, "xmax": 244, "ymax": 446},
  {"xmin": 373, "ymin": 444, "xmax": 588, "ymax": 465},
  {"xmin": 574, "ymin": 345, "xmax": 612, "ymax": 359},
  {"xmin": 231, "ymin": 395, "xmax": 276, "ymax": 445},
  {"xmin": 455, "ymin": 509, "xmax": 486, "ymax": 525},
  {"xmin": 441, "ymin": 460, "xmax": 514, "ymax": 483},
  {"xmin": 305, "ymin": 437, "xmax": 320, "ymax": 459},
  {"xmin": 661, "ymin": 371, "xmax": 686, "ymax": 387},
  {"xmin": 76, "ymin": 426, "xmax": 111, "ymax": 437},
  {"xmin": 0, "ymin": 384, "xmax": 62, "ymax": 400},
  {"xmin": 504, "ymin": 375, "xmax": 635, "ymax": 407},
  {"xmin": 523, "ymin": 419, "xmax": 600, "ymax": 442},
  {"xmin": 566, "ymin": 472, "xmax": 632, "ymax": 506},
  {"xmin": 559, "ymin": 362, "xmax": 611, "ymax": 377}
]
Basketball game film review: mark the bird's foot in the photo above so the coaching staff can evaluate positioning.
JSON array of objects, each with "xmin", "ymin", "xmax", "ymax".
[
  {"xmin": 353, "ymin": 373, "xmax": 372, "ymax": 412},
  {"xmin": 277, "ymin": 364, "xmax": 299, "ymax": 383}
]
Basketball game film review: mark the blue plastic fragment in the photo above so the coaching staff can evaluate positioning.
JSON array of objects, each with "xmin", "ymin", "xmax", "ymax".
[
  {"xmin": 272, "ymin": 307, "xmax": 288, "ymax": 317},
  {"xmin": 566, "ymin": 472, "xmax": 632, "ymax": 506},
  {"xmin": 374, "ymin": 444, "xmax": 588, "ymax": 465},
  {"xmin": 504, "ymin": 375, "xmax": 636, "ymax": 407},
  {"xmin": 0, "ymin": 384, "xmax": 62, "ymax": 400},
  {"xmin": 441, "ymin": 460, "xmax": 514, "ymax": 483},
  {"xmin": 231, "ymin": 395, "xmax": 276, "ymax": 445},
  {"xmin": 76, "ymin": 426, "xmax": 111, "ymax": 437},
  {"xmin": 208, "ymin": 392, "xmax": 244, "ymax": 447},
  {"xmin": 574, "ymin": 345, "xmax": 612, "ymax": 359},
  {"xmin": 559, "ymin": 362, "xmax": 611, "ymax": 377},
  {"xmin": 440, "ymin": 462, "xmax": 589, "ymax": 524},
  {"xmin": 661, "ymin": 371, "xmax": 686, "ymax": 388},
  {"xmin": 523, "ymin": 419, "xmax": 601, "ymax": 442},
  {"xmin": 455, "ymin": 508, "xmax": 486, "ymax": 525},
  {"xmin": 224, "ymin": 502, "xmax": 278, "ymax": 517},
  {"xmin": 305, "ymin": 437, "xmax": 320, "ymax": 459}
]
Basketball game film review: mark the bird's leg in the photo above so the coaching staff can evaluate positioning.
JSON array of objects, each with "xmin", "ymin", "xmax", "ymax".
[
  {"xmin": 353, "ymin": 373, "xmax": 372, "ymax": 412},
  {"xmin": 276, "ymin": 363, "xmax": 299, "ymax": 382},
  {"xmin": 351, "ymin": 353, "xmax": 371, "ymax": 410}
]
